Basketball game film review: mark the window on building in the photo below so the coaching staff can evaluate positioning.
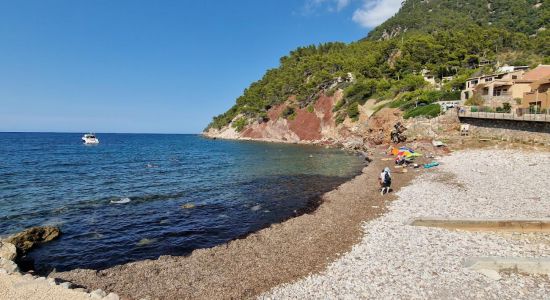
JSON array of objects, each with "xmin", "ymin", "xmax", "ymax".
[{"xmin": 512, "ymin": 75, "xmax": 518, "ymax": 79}]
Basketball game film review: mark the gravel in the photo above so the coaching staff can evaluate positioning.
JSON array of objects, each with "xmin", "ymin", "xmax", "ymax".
[{"xmin": 262, "ymin": 149, "xmax": 550, "ymax": 299}]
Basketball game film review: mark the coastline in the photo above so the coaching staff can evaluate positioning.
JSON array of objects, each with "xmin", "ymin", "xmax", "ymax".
[
  {"xmin": 201, "ymin": 132, "xmax": 337, "ymax": 147},
  {"xmin": 52, "ymin": 143, "xmax": 424, "ymax": 299}
]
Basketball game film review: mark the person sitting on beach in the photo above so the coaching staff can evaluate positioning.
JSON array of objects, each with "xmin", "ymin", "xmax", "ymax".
[{"xmin": 379, "ymin": 167, "xmax": 392, "ymax": 195}]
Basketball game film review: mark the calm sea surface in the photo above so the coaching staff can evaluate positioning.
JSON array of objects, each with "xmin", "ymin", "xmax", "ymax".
[{"xmin": 0, "ymin": 133, "xmax": 364, "ymax": 272}]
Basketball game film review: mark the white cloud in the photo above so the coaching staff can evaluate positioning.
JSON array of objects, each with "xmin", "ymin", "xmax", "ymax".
[
  {"xmin": 335, "ymin": 0, "xmax": 351, "ymax": 11},
  {"xmin": 303, "ymin": 0, "xmax": 352, "ymax": 14},
  {"xmin": 352, "ymin": 0, "xmax": 402, "ymax": 28}
]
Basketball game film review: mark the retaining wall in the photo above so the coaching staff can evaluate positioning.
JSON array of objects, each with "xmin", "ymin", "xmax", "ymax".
[{"xmin": 459, "ymin": 117, "xmax": 550, "ymax": 144}]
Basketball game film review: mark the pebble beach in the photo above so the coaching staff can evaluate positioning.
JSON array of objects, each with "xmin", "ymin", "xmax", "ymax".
[
  {"xmin": 262, "ymin": 148, "xmax": 550, "ymax": 299},
  {"xmin": 2, "ymin": 146, "xmax": 549, "ymax": 299}
]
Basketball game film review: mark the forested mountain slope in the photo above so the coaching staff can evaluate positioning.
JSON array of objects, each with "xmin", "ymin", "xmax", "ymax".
[
  {"xmin": 205, "ymin": 0, "xmax": 548, "ymax": 142},
  {"xmin": 368, "ymin": 0, "xmax": 549, "ymax": 40}
]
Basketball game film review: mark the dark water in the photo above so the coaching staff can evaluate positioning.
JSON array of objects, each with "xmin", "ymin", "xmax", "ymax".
[{"xmin": 0, "ymin": 133, "xmax": 364, "ymax": 272}]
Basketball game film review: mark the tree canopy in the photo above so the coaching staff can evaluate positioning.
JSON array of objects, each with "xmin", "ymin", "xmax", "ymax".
[{"xmin": 208, "ymin": 0, "xmax": 549, "ymax": 129}]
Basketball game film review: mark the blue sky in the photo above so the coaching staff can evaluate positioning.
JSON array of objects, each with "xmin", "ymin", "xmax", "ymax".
[{"xmin": 0, "ymin": 0, "xmax": 401, "ymax": 133}]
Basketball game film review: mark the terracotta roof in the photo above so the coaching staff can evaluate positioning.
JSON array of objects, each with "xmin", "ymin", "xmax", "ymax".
[
  {"xmin": 530, "ymin": 76, "xmax": 550, "ymax": 90},
  {"xmin": 522, "ymin": 65, "xmax": 550, "ymax": 81}
]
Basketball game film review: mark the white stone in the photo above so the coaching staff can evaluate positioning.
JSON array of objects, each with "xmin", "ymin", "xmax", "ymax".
[
  {"xmin": 90, "ymin": 289, "xmax": 107, "ymax": 299},
  {"xmin": 477, "ymin": 269, "xmax": 502, "ymax": 281},
  {"xmin": 103, "ymin": 292, "xmax": 120, "ymax": 300},
  {"xmin": 59, "ymin": 281, "xmax": 72, "ymax": 289},
  {"xmin": 0, "ymin": 242, "xmax": 17, "ymax": 261}
]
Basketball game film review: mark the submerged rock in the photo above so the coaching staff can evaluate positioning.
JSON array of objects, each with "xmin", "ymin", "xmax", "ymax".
[
  {"xmin": 4, "ymin": 226, "xmax": 61, "ymax": 255},
  {"xmin": 136, "ymin": 238, "xmax": 156, "ymax": 247},
  {"xmin": 0, "ymin": 242, "xmax": 17, "ymax": 261},
  {"xmin": 181, "ymin": 203, "xmax": 196, "ymax": 209}
]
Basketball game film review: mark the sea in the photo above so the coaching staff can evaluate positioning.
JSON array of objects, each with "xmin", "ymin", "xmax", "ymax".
[{"xmin": 0, "ymin": 133, "xmax": 364, "ymax": 272}]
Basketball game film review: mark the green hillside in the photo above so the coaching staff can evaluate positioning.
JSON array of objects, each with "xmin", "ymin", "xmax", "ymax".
[
  {"xmin": 368, "ymin": 0, "xmax": 549, "ymax": 40},
  {"xmin": 208, "ymin": 0, "xmax": 549, "ymax": 130}
]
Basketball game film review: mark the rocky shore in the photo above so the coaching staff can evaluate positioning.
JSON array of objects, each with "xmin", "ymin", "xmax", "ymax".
[{"xmin": 0, "ymin": 226, "xmax": 119, "ymax": 300}]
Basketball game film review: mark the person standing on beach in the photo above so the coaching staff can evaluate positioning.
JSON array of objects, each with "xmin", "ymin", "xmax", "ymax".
[{"xmin": 379, "ymin": 167, "xmax": 392, "ymax": 195}]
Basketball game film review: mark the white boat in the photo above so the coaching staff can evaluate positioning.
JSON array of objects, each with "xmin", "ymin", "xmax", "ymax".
[{"xmin": 82, "ymin": 133, "xmax": 99, "ymax": 144}]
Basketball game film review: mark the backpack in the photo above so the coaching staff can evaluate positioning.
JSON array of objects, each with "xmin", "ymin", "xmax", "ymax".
[{"xmin": 384, "ymin": 172, "xmax": 391, "ymax": 184}]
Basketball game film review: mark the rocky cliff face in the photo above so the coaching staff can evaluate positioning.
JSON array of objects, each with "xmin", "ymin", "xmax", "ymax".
[
  {"xmin": 203, "ymin": 90, "xmax": 403, "ymax": 149},
  {"xmin": 205, "ymin": 91, "xmax": 341, "ymax": 144}
]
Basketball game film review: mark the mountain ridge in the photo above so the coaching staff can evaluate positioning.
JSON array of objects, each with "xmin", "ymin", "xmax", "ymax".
[{"xmin": 204, "ymin": 0, "xmax": 549, "ymax": 145}]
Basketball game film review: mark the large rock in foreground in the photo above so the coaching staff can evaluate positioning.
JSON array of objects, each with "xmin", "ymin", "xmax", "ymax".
[{"xmin": 4, "ymin": 226, "xmax": 61, "ymax": 255}]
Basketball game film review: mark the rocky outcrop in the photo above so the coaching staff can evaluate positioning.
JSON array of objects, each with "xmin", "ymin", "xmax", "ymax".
[
  {"xmin": 4, "ymin": 226, "xmax": 61, "ymax": 255},
  {"xmin": 203, "ymin": 90, "xmax": 411, "ymax": 151},
  {"xmin": 204, "ymin": 90, "xmax": 360, "ymax": 146}
]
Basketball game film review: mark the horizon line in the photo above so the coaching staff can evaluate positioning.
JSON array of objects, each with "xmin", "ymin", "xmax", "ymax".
[{"xmin": 0, "ymin": 131, "xmax": 201, "ymax": 135}]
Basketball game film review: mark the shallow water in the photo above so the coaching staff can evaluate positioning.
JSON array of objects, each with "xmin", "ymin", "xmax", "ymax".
[{"xmin": 0, "ymin": 133, "xmax": 364, "ymax": 272}]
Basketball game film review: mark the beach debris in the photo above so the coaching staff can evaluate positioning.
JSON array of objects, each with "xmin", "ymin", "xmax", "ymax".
[
  {"xmin": 251, "ymin": 204, "xmax": 262, "ymax": 211},
  {"xmin": 110, "ymin": 197, "xmax": 131, "ymax": 204},
  {"xmin": 136, "ymin": 238, "xmax": 156, "ymax": 247},
  {"xmin": 0, "ymin": 242, "xmax": 17, "ymax": 261},
  {"xmin": 4, "ymin": 226, "xmax": 61, "ymax": 255},
  {"xmin": 423, "ymin": 162, "xmax": 439, "ymax": 169},
  {"xmin": 181, "ymin": 203, "xmax": 196, "ymax": 209}
]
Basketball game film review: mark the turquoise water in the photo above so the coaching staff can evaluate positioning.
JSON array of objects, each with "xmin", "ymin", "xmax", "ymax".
[{"xmin": 0, "ymin": 133, "xmax": 364, "ymax": 272}]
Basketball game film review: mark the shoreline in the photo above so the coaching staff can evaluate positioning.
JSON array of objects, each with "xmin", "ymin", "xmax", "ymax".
[{"xmin": 52, "ymin": 143, "xmax": 427, "ymax": 299}]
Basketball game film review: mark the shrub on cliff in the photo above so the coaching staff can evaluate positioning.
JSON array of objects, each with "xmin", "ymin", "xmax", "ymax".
[
  {"xmin": 281, "ymin": 106, "xmax": 296, "ymax": 120},
  {"xmin": 231, "ymin": 117, "xmax": 248, "ymax": 132},
  {"xmin": 403, "ymin": 103, "xmax": 441, "ymax": 119},
  {"xmin": 346, "ymin": 102, "xmax": 360, "ymax": 121}
]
